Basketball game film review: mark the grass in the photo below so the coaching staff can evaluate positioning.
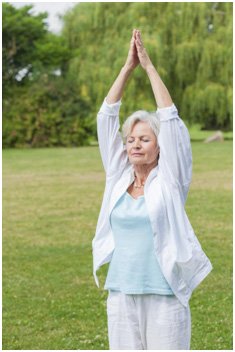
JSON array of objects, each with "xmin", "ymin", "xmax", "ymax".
[
  {"xmin": 2, "ymin": 132, "xmax": 232, "ymax": 349},
  {"xmin": 186, "ymin": 123, "xmax": 233, "ymax": 142}
]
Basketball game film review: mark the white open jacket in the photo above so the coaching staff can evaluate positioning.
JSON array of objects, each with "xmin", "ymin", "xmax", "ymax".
[{"xmin": 92, "ymin": 98, "xmax": 212, "ymax": 307}]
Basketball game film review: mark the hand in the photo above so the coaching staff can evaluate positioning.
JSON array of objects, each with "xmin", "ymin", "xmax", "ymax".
[
  {"xmin": 135, "ymin": 30, "xmax": 153, "ymax": 71},
  {"xmin": 124, "ymin": 29, "xmax": 139, "ymax": 71}
]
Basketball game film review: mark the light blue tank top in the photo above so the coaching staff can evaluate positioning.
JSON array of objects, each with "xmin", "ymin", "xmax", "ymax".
[{"xmin": 104, "ymin": 191, "xmax": 173, "ymax": 295}]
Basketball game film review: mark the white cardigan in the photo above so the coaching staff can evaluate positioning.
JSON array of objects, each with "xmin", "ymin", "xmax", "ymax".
[{"xmin": 92, "ymin": 98, "xmax": 212, "ymax": 307}]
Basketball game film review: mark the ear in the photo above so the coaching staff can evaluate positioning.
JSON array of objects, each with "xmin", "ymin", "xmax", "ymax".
[{"xmin": 156, "ymin": 143, "xmax": 160, "ymax": 158}]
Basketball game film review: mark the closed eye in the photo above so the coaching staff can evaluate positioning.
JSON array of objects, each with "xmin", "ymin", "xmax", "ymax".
[{"xmin": 127, "ymin": 138, "xmax": 150, "ymax": 143}]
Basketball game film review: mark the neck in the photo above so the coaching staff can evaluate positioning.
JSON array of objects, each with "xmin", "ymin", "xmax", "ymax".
[{"xmin": 133, "ymin": 160, "xmax": 158, "ymax": 184}]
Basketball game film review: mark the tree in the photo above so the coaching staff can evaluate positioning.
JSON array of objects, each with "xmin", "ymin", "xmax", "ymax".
[
  {"xmin": 3, "ymin": 2, "xmax": 232, "ymax": 148},
  {"xmin": 2, "ymin": 3, "xmax": 71, "ymax": 89},
  {"xmin": 3, "ymin": 3, "xmax": 92, "ymax": 148},
  {"xmin": 62, "ymin": 2, "xmax": 232, "ymax": 130}
]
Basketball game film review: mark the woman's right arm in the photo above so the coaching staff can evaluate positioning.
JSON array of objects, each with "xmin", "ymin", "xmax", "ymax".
[
  {"xmin": 97, "ymin": 98, "xmax": 127, "ymax": 177},
  {"xmin": 105, "ymin": 65, "xmax": 133, "ymax": 104},
  {"xmin": 106, "ymin": 29, "xmax": 139, "ymax": 104},
  {"xmin": 97, "ymin": 30, "xmax": 139, "ymax": 176}
]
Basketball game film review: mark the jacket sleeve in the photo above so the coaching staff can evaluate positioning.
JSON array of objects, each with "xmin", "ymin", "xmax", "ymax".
[
  {"xmin": 97, "ymin": 98, "xmax": 128, "ymax": 177},
  {"xmin": 157, "ymin": 104, "xmax": 192, "ymax": 202}
]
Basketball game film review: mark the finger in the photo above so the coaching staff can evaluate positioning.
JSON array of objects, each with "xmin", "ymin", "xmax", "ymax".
[
  {"xmin": 134, "ymin": 29, "xmax": 139, "ymax": 36},
  {"xmin": 135, "ymin": 37, "xmax": 142, "ymax": 48},
  {"xmin": 130, "ymin": 36, "xmax": 135, "ymax": 47},
  {"xmin": 137, "ymin": 31, "xmax": 143, "ymax": 43},
  {"xmin": 135, "ymin": 39, "xmax": 140, "ymax": 49},
  {"xmin": 133, "ymin": 29, "xmax": 138, "ymax": 41},
  {"xmin": 135, "ymin": 40, "xmax": 144, "ymax": 54},
  {"xmin": 130, "ymin": 30, "xmax": 135, "ymax": 43},
  {"xmin": 132, "ymin": 29, "xmax": 137, "ymax": 40},
  {"xmin": 130, "ymin": 32, "xmax": 135, "ymax": 42},
  {"xmin": 137, "ymin": 33, "xmax": 143, "ymax": 45}
]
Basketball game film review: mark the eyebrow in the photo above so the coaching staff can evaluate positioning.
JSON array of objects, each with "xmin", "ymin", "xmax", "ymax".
[{"xmin": 127, "ymin": 135, "xmax": 151, "ymax": 138}]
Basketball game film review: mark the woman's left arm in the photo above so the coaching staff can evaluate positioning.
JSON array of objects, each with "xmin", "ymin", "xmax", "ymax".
[
  {"xmin": 135, "ymin": 31, "xmax": 192, "ymax": 202},
  {"xmin": 135, "ymin": 30, "xmax": 173, "ymax": 108}
]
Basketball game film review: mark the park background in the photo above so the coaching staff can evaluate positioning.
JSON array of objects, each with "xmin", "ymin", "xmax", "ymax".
[{"xmin": 2, "ymin": 1, "xmax": 233, "ymax": 350}]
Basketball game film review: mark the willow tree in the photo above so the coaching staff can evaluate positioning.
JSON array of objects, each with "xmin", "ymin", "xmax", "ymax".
[
  {"xmin": 62, "ymin": 2, "xmax": 232, "ymax": 130},
  {"xmin": 172, "ymin": 2, "xmax": 232, "ymax": 130}
]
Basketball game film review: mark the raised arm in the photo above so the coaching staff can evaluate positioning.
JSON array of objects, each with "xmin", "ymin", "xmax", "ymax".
[
  {"xmin": 135, "ymin": 30, "xmax": 173, "ymax": 108},
  {"xmin": 97, "ymin": 30, "xmax": 140, "ymax": 176},
  {"xmin": 135, "ymin": 30, "xmax": 192, "ymax": 202},
  {"xmin": 106, "ymin": 29, "xmax": 139, "ymax": 104}
]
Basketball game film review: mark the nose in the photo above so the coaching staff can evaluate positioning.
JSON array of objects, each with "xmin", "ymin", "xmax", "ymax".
[{"xmin": 133, "ymin": 139, "xmax": 141, "ymax": 149}]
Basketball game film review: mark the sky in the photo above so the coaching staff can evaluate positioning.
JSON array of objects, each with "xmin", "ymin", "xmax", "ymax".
[{"xmin": 8, "ymin": 2, "xmax": 78, "ymax": 33}]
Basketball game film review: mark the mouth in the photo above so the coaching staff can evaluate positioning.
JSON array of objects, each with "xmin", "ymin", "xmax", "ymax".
[{"xmin": 131, "ymin": 153, "xmax": 144, "ymax": 156}]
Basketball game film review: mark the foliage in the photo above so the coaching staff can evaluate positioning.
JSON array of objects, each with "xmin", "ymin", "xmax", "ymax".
[
  {"xmin": 2, "ymin": 3, "xmax": 47, "ymax": 88},
  {"xmin": 2, "ymin": 3, "xmax": 92, "ymax": 148},
  {"xmin": 3, "ymin": 76, "xmax": 93, "ymax": 148},
  {"xmin": 2, "ymin": 3, "xmax": 71, "ymax": 87},
  {"xmin": 62, "ymin": 2, "xmax": 232, "ymax": 130},
  {"xmin": 2, "ymin": 2, "xmax": 233, "ymax": 148}
]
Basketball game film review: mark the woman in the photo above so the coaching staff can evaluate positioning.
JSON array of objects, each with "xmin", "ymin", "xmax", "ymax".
[{"xmin": 92, "ymin": 29, "xmax": 212, "ymax": 350}]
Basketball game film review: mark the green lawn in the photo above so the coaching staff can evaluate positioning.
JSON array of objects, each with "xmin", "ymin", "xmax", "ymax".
[{"xmin": 2, "ymin": 138, "xmax": 232, "ymax": 349}]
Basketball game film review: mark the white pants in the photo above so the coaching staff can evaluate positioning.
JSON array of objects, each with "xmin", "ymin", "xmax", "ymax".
[{"xmin": 107, "ymin": 291, "xmax": 191, "ymax": 350}]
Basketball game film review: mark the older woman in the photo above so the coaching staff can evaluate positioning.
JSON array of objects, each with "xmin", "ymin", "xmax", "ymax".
[{"xmin": 92, "ymin": 29, "xmax": 212, "ymax": 350}]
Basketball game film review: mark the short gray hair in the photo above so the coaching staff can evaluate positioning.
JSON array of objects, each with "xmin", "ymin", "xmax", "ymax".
[{"xmin": 122, "ymin": 110, "xmax": 160, "ymax": 142}]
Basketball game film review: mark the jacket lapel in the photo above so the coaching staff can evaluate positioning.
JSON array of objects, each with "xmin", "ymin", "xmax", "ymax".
[{"xmin": 108, "ymin": 167, "xmax": 134, "ymax": 217}]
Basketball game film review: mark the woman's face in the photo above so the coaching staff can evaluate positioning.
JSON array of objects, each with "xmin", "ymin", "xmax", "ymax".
[{"xmin": 126, "ymin": 121, "xmax": 159, "ymax": 166}]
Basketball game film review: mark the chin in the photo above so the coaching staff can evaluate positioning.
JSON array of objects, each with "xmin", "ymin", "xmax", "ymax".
[{"xmin": 129, "ymin": 158, "xmax": 145, "ymax": 165}]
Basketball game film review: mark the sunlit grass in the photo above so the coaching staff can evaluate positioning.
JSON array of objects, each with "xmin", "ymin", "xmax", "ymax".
[{"xmin": 3, "ymin": 139, "xmax": 232, "ymax": 350}]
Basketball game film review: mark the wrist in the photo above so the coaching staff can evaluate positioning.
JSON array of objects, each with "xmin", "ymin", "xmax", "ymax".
[
  {"xmin": 145, "ymin": 63, "xmax": 156, "ymax": 74},
  {"xmin": 122, "ymin": 64, "xmax": 134, "ymax": 75}
]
